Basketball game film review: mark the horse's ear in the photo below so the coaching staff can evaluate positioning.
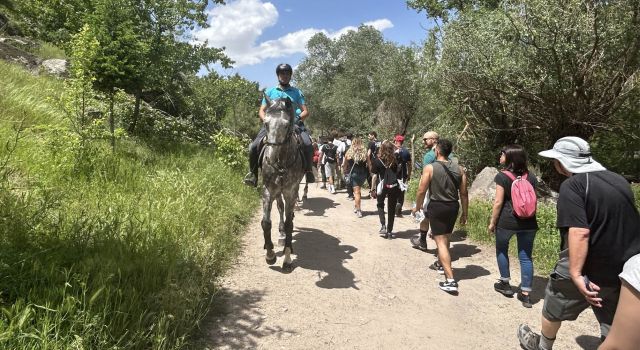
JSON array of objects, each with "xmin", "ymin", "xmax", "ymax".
[
  {"xmin": 284, "ymin": 98, "xmax": 292, "ymax": 109},
  {"xmin": 262, "ymin": 90, "xmax": 271, "ymax": 106}
]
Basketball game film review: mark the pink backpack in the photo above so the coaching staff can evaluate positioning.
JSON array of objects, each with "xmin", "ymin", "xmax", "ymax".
[{"xmin": 502, "ymin": 171, "xmax": 537, "ymax": 219}]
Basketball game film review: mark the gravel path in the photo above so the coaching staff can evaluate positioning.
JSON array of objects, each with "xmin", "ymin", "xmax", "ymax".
[{"xmin": 205, "ymin": 184, "xmax": 600, "ymax": 349}]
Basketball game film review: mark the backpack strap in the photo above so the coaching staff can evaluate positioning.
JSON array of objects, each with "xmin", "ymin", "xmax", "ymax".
[
  {"xmin": 501, "ymin": 170, "xmax": 528, "ymax": 181},
  {"xmin": 438, "ymin": 162, "xmax": 460, "ymax": 190}
]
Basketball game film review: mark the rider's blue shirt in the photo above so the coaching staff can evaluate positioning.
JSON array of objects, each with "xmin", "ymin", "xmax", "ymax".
[{"xmin": 261, "ymin": 86, "xmax": 305, "ymax": 109}]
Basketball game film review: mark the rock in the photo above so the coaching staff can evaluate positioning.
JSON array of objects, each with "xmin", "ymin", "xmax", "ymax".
[
  {"xmin": 41, "ymin": 59, "xmax": 68, "ymax": 77},
  {"xmin": 0, "ymin": 40, "xmax": 41, "ymax": 72},
  {"xmin": 469, "ymin": 167, "xmax": 499, "ymax": 202}
]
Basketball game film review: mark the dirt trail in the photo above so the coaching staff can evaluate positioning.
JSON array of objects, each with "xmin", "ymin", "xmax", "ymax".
[{"xmin": 205, "ymin": 184, "xmax": 600, "ymax": 349}]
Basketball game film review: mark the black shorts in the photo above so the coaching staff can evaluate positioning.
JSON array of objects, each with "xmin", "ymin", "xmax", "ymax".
[{"xmin": 426, "ymin": 200, "xmax": 459, "ymax": 235}]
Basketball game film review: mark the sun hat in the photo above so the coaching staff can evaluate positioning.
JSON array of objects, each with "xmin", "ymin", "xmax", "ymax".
[
  {"xmin": 394, "ymin": 135, "xmax": 405, "ymax": 143},
  {"xmin": 538, "ymin": 136, "xmax": 606, "ymax": 173}
]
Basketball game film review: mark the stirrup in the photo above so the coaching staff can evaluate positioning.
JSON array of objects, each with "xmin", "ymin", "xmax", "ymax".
[{"xmin": 243, "ymin": 173, "xmax": 257, "ymax": 187}]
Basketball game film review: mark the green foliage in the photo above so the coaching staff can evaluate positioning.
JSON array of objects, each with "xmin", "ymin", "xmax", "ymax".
[
  {"xmin": 0, "ymin": 59, "xmax": 258, "ymax": 349},
  {"xmin": 211, "ymin": 131, "xmax": 250, "ymax": 172}
]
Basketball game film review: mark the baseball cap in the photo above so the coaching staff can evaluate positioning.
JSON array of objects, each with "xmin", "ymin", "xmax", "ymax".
[{"xmin": 538, "ymin": 136, "xmax": 606, "ymax": 173}]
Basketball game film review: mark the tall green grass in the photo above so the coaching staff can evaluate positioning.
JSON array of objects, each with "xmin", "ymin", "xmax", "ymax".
[{"xmin": 0, "ymin": 61, "xmax": 259, "ymax": 349}]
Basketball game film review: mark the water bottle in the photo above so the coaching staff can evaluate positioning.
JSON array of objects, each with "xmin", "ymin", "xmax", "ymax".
[{"xmin": 412, "ymin": 202, "xmax": 425, "ymax": 224}]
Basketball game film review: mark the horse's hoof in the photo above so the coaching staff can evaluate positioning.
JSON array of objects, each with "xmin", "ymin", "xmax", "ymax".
[
  {"xmin": 266, "ymin": 252, "xmax": 277, "ymax": 265},
  {"xmin": 278, "ymin": 238, "xmax": 286, "ymax": 247},
  {"xmin": 282, "ymin": 261, "xmax": 294, "ymax": 273},
  {"xmin": 266, "ymin": 256, "xmax": 277, "ymax": 265}
]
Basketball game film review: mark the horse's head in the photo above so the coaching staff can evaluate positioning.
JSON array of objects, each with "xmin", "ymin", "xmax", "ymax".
[{"xmin": 263, "ymin": 97, "xmax": 295, "ymax": 145}]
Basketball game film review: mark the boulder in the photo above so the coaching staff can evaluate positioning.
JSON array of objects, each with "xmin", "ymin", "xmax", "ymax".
[
  {"xmin": 41, "ymin": 59, "xmax": 68, "ymax": 77},
  {"xmin": 0, "ymin": 40, "xmax": 41, "ymax": 72},
  {"xmin": 469, "ymin": 166, "xmax": 498, "ymax": 202}
]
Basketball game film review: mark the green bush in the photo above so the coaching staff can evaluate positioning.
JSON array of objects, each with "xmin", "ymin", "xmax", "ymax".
[{"xmin": 211, "ymin": 131, "xmax": 249, "ymax": 172}]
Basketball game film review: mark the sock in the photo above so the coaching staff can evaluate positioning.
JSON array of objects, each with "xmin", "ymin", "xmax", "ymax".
[
  {"xmin": 446, "ymin": 278, "xmax": 455, "ymax": 283},
  {"xmin": 419, "ymin": 230, "xmax": 427, "ymax": 241},
  {"xmin": 539, "ymin": 333, "xmax": 555, "ymax": 350}
]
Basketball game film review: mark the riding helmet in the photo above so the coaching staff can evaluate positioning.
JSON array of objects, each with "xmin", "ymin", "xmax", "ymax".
[{"xmin": 276, "ymin": 63, "xmax": 293, "ymax": 75}]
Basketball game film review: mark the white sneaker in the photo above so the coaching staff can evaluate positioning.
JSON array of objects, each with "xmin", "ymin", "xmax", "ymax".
[{"xmin": 330, "ymin": 185, "xmax": 336, "ymax": 194}]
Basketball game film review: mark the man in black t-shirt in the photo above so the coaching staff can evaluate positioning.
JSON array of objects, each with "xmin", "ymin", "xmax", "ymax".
[{"xmin": 518, "ymin": 137, "xmax": 640, "ymax": 350}]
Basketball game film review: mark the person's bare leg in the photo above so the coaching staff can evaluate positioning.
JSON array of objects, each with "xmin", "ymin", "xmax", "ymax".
[
  {"xmin": 434, "ymin": 234, "xmax": 453, "ymax": 279},
  {"xmin": 599, "ymin": 281, "xmax": 640, "ymax": 350},
  {"xmin": 354, "ymin": 186, "xmax": 361, "ymax": 210}
]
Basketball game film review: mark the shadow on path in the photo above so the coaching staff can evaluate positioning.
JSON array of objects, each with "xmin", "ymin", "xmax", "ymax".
[
  {"xmin": 288, "ymin": 226, "xmax": 359, "ymax": 289},
  {"xmin": 576, "ymin": 335, "xmax": 600, "ymax": 350},
  {"xmin": 300, "ymin": 197, "xmax": 339, "ymax": 217},
  {"xmin": 200, "ymin": 288, "xmax": 294, "ymax": 349},
  {"xmin": 454, "ymin": 264, "xmax": 491, "ymax": 281},
  {"xmin": 450, "ymin": 243, "xmax": 482, "ymax": 262}
]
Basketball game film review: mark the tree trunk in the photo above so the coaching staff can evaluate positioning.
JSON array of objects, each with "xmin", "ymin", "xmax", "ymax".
[
  {"xmin": 129, "ymin": 91, "xmax": 141, "ymax": 134},
  {"xmin": 109, "ymin": 91, "xmax": 115, "ymax": 152}
]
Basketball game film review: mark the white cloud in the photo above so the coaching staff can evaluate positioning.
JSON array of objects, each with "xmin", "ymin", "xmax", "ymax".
[{"xmin": 193, "ymin": 0, "xmax": 394, "ymax": 67}]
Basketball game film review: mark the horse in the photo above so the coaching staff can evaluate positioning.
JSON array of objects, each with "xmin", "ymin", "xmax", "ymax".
[{"xmin": 260, "ymin": 97, "xmax": 305, "ymax": 272}]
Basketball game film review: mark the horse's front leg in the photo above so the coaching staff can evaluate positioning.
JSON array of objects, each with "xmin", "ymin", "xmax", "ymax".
[
  {"xmin": 276, "ymin": 195, "xmax": 286, "ymax": 246},
  {"xmin": 262, "ymin": 187, "xmax": 276, "ymax": 265},
  {"xmin": 282, "ymin": 193, "xmax": 296, "ymax": 273}
]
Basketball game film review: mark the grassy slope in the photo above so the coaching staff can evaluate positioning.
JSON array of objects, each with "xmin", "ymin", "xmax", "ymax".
[{"xmin": 0, "ymin": 61, "xmax": 258, "ymax": 349}]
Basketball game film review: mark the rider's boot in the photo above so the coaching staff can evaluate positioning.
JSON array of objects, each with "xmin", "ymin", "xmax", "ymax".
[
  {"xmin": 244, "ymin": 145, "xmax": 259, "ymax": 187},
  {"xmin": 303, "ymin": 146, "xmax": 315, "ymax": 183}
]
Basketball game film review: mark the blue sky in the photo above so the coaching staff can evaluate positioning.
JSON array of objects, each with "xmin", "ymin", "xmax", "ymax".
[{"xmin": 193, "ymin": 0, "xmax": 433, "ymax": 88}]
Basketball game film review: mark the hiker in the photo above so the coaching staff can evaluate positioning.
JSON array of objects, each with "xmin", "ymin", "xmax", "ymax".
[
  {"xmin": 488, "ymin": 144, "xmax": 539, "ymax": 308},
  {"xmin": 412, "ymin": 139, "xmax": 468, "ymax": 293},
  {"xmin": 393, "ymin": 134, "xmax": 412, "ymax": 217},
  {"xmin": 332, "ymin": 132, "xmax": 345, "ymax": 190},
  {"xmin": 318, "ymin": 137, "xmax": 328, "ymax": 189},
  {"xmin": 341, "ymin": 133, "xmax": 354, "ymax": 200},
  {"xmin": 243, "ymin": 63, "xmax": 314, "ymax": 187},
  {"xmin": 343, "ymin": 137, "xmax": 368, "ymax": 218},
  {"xmin": 321, "ymin": 132, "xmax": 339, "ymax": 194},
  {"xmin": 410, "ymin": 131, "xmax": 443, "ymax": 252},
  {"xmin": 518, "ymin": 137, "xmax": 640, "ymax": 350},
  {"xmin": 599, "ymin": 253, "xmax": 640, "ymax": 350},
  {"xmin": 371, "ymin": 141, "xmax": 402, "ymax": 239},
  {"xmin": 366, "ymin": 131, "xmax": 381, "ymax": 198}
]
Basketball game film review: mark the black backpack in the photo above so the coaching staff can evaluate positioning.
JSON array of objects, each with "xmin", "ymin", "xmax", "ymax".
[
  {"xmin": 382, "ymin": 163, "xmax": 398, "ymax": 189},
  {"xmin": 324, "ymin": 144, "xmax": 337, "ymax": 164}
]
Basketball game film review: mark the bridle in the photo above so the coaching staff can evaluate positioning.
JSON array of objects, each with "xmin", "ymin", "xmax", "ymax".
[{"xmin": 263, "ymin": 98, "xmax": 295, "ymax": 147}]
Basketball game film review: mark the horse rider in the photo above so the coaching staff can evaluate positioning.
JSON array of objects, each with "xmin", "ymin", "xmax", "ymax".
[{"xmin": 243, "ymin": 63, "xmax": 315, "ymax": 187}]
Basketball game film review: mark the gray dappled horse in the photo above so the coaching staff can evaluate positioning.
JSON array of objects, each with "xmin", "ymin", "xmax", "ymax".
[{"xmin": 261, "ymin": 97, "xmax": 305, "ymax": 272}]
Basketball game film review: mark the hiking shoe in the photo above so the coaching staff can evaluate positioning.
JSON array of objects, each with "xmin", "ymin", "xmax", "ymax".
[
  {"xmin": 378, "ymin": 225, "xmax": 387, "ymax": 237},
  {"xmin": 494, "ymin": 280, "xmax": 514, "ymax": 297},
  {"xmin": 439, "ymin": 280, "xmax": 458, "ymax": 292},
  {"xmin": 347, "ymin": 196, "xmax": 355, "ymax": 201},
  {"xmin": 517, "ymin": 324, "xmax": 541, "ymax": 350},
  {"xmin": 517, "ymin": 292, "xmax": 532, "ymax": 308},
  {"xmin": 320, "ymin": 184, "xmax": 326, "ymax": 189},
  {"xmin": 410, "ymin": 235, "xmax": 428, "ymax": 251},
  {"xmin": 305, "ymin": 172, "xmax": 315, "ymax": 184},
  {"xmin": 387, "ymin": 231, "xmax": 395, "ymax": 239},
  {"xmin": 243, "ymin": 172, "xmax": 257, "ymax": 187},
  {"xmin": 356, "ymin": 210, "xmax": 363, "ymax": 218},
  {"xmin": 429, "ymin": 260, "xmax": 445, "ymax": 275}
]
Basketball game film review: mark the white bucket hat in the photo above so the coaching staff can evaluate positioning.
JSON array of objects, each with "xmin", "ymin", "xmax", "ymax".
[{"xmin": 538, "ymin": 136, "xmax": 606, "ymax": 173}]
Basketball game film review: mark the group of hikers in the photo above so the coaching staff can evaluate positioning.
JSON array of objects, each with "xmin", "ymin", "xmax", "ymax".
[{"xmin": 244, "ymin": 63, "xmax": 640, "ymax": 350}]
